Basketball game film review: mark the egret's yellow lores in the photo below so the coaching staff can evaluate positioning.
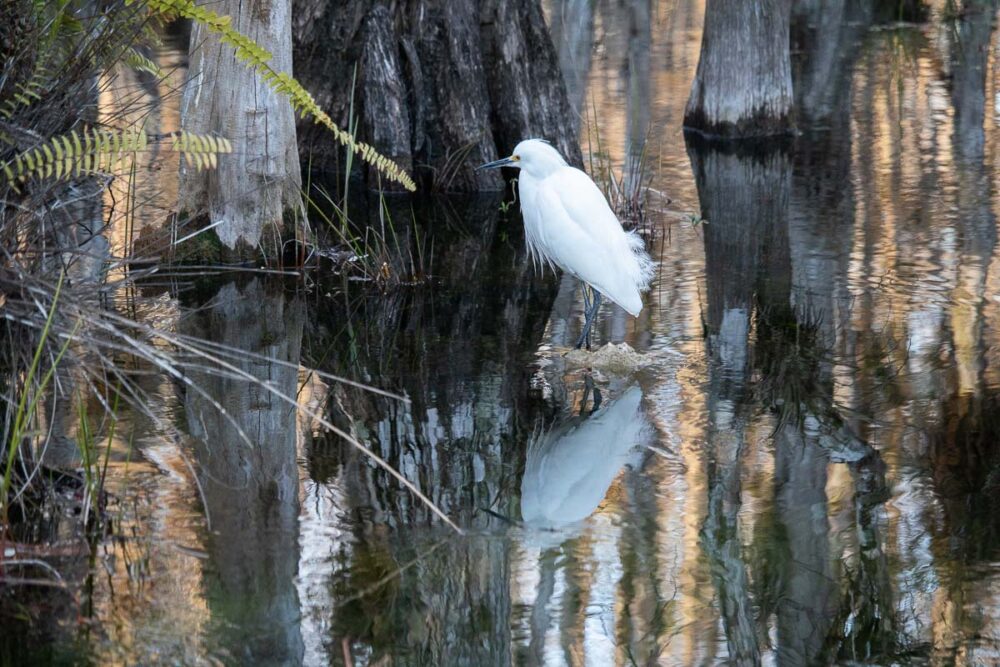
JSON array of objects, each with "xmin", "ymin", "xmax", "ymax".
[{"xmin": 478, "ymin": 139, "xmax": 654, "ymax": 349}]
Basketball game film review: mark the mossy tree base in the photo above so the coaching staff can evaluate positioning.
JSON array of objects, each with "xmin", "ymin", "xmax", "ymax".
[{"xmin": 134, "ymin": 209, "xmax": 305, "ymax": 265}]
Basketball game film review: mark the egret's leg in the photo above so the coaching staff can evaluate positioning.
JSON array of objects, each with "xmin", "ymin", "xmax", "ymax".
[
  {"xmin": 588, "ymin": 293, "xmax": 602, "ymax": 349},
  {"xmin": 581, "ymin": 373, "xmax": 603, "ymax": 415},
  {"xmin": 574, "ymin": 292, "xmax": 602, "ymax": 350},
  {"xmin": 581, "ymin": 284, "xmax": 593, "ymax": 349}
]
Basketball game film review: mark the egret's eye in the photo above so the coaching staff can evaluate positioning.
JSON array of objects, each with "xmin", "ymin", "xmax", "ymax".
[{"xmin": 512, "ymin": 155, "xmax": 520, "ymax": 161}]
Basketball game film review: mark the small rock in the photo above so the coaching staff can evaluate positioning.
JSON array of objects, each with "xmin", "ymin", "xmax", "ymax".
[{"xmin": 564, "ymin": 342, "xmax": 649, "ymax": 373}]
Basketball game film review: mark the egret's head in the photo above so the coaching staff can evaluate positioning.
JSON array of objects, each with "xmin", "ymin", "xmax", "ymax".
[{"xmin": 476, "ymin": 139, "xmax": 567, "ymax": 179}]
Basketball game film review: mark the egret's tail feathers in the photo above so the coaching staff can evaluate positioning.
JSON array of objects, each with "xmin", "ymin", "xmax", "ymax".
[
  {"xmin": 609, "ymin": 231, "xmax": 654, "ymax": 316},
  {"xmin": 625, "ymin": 230, "xmax": 655, "ymax": 291}
]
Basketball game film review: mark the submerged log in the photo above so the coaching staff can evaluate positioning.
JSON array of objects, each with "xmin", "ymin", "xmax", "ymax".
[{"xmin": 292, "ymin": 0, "xmax": 581, "ymax": 192}]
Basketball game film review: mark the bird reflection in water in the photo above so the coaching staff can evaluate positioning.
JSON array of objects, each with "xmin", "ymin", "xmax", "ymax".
[{"xmin": 520, "ymin": 384, "xmax": 650, "ymax": 530}]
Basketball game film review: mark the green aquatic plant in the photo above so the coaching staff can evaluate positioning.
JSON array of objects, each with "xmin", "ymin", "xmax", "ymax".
[
  {"xmin": 305, "ymin": 184, "xmax": 431, "ymax": 287},
  {"xmin": 498, "ymin": 177, "xmax": 518, "ymax": 214},
  {"xmin": 0, "ymin": 274, "xmax": 79, "ymax": 526}
]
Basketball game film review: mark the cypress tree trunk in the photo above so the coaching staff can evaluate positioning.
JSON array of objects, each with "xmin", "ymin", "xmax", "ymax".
[
  {"xmin": 684, "ymin": 0, "xmax": 793, "ymax": 137},
  {"xmin": 292, "ymin": 0, "xmax": 581, "ymax": 192},
  {"xmin": 180, "ymin": 0, "xmax": 302, "ymax": 258},
  {"xmin": 479, "ymin": 0, "xmax": 581, "ymax": 167}
]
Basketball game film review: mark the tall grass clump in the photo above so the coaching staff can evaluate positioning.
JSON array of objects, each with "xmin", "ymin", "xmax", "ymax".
[
  {"xmin": 582, "ymin": 100, "xmax": 654, "ymax": 229},
  {"xmin": 297, "ymin": 71, "xmax": 430, "ymax": 288}
]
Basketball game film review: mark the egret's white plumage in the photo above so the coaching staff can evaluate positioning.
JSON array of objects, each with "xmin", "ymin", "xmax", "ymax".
[{"xmin": 500, "ymin": 140, "xmax": 654, "ymax": 317}]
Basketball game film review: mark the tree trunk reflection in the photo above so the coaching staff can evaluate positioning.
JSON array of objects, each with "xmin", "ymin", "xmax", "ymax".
[
  {"xmin": 690, "ymin": 140, "xmax": 786, "ymax": 665},
  {"xmin": 181, "ymin": 279, "xmax": 305, "ymax": 666},
  {"xmin": 547, "ymin": 0, "xmax": 594, "ymax": 121},
  {"xmin": 690, "ymin": 116, "xmax": 899, "ymax": 661}
]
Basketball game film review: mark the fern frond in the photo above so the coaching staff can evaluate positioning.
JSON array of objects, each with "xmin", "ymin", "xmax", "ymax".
[
  {"xmin": 1, "ymin": 129, "xmax": 230, "ymax": 191},
  {"xmin": 123, "ymin": 48, "xmax": 165, "ymax": 79},
  {"xmin": 131, "ymin": 0, "xmax": 417, "ymax": 192},
  {"xmin": 170, "ymin": 130, "xmax": 232, "ymax": 171},
  {"xmin": 0, "ymin": 67, "xmax": 50, "ymax": 122}
]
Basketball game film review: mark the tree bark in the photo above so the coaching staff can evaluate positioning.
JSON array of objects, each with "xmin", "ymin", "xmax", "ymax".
[
  {"xmin": 480, "ymin": 0, "xmax": 582, "ymax": 168},
  {"xmin": 180, "ymin": 0, "xmax": 302, "ymax": 257},
  {"xmin": 684, "ymin": 0, "xmax": 794, "ymax": 137},
  {"xmin": 292, "ymin": 0, "xmax": 581, "ymax": 192}
]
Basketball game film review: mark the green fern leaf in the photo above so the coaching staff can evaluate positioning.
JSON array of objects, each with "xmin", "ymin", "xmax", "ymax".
[
  {"xmin": 1, "ymin": 128, "xmax": 230, "ymax": 190},
  {"xmin": 0, "ymin": 65, "xmax": 50, "ymax": 122},
  {"xmin": 123, "ymin": 48, "xmax": 165, "ymax": 79}
]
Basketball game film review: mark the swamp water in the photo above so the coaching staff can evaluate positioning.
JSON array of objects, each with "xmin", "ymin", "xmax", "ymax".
[{"xmin": 7, "ymin": 0, "xmax": 1000, "ymax": 664}]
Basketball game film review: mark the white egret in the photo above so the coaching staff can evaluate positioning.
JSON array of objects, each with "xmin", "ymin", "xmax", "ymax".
[{"xmin": 477, "ymin": 139, "xmax": 654, "ymax": 349}]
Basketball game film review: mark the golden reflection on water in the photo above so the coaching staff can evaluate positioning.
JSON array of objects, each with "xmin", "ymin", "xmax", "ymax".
[
  {"xmin": 514, "ymin": 1, "xmax": 1000, "ymax": 664},
  {"xmin": 99, "ymin": 41, "xmax": 186, "ymax": 262}
]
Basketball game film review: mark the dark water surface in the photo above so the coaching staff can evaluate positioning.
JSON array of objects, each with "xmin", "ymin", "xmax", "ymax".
[{"xmin": 9, "ymin": 1, "xmax": 1000, "ymax": 664}]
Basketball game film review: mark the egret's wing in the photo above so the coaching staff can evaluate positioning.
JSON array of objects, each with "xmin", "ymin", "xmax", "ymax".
[
  {"xmin": 534, "ymin": 183, "xmax": 615, "ymax": 283},
  {"xmin": 535, "ymin": 172, "xmax": 646, "ymax": 314},
  {"xmin": 546, "ymin": 168, "xmax": 630, "ymax": 252}
]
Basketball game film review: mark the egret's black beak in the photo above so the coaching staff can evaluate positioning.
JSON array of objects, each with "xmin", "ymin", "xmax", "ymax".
[{"xmin": 475, "ymin": 156, "xmax": 516, "ymax": 171}]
